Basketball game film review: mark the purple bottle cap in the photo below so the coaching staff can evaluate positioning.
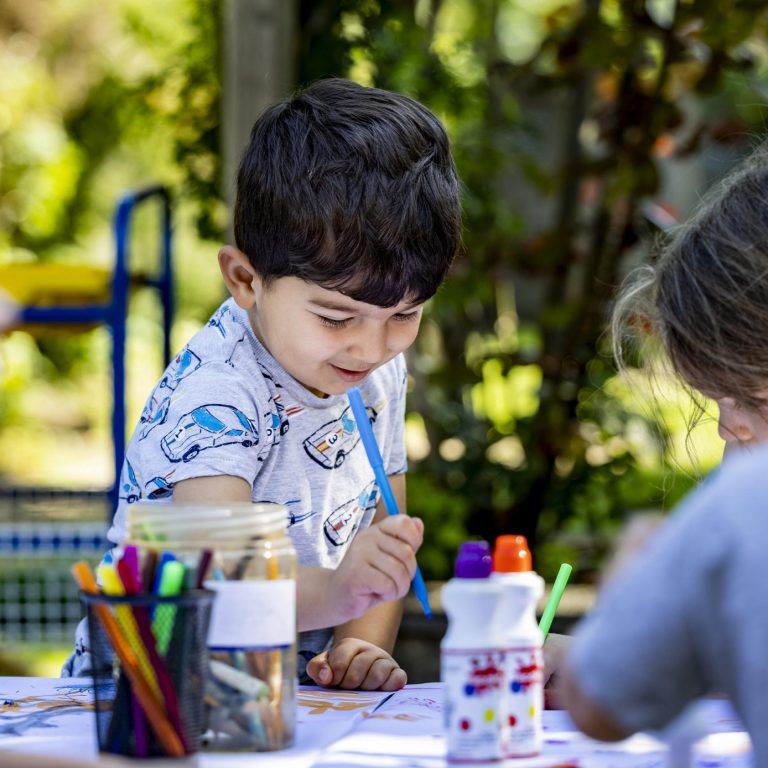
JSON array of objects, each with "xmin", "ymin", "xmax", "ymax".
[{"xmin": 455, "ymin": 541, "xmax": 492, "ymax": 578}]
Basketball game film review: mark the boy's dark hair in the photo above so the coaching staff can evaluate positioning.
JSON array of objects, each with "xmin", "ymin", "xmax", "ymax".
[
  {"xmin": 612, "ymin": 144, "xmax": 768, "ymax": 410},
  {"xmin": 234, "ymin": 78, "xmax": 461, "ymax": 307}
]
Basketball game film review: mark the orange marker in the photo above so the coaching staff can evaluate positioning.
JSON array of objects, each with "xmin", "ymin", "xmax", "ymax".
[{"xmin": 70, "ymin": 561, "xmax": 185, "ymax": 758}]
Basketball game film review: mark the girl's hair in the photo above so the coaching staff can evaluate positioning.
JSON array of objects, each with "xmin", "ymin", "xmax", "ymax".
[{"xmin": 612, "ymin": 144, "xmax": 768, "ymax": 410}]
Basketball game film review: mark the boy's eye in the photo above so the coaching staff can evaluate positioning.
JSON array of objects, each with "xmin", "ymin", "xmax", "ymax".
[
  {"xmin": 392, "ymin": 311, "xmax": 421, "ymax": 323},
  {"xmin": 319, "ymin": 315, "xmax": 352, "ymax": 329}
]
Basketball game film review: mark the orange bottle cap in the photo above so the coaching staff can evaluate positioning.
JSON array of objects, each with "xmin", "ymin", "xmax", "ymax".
[{"xmin": 493, "ymin": 534, "xmax": 532, "ymax": 572}]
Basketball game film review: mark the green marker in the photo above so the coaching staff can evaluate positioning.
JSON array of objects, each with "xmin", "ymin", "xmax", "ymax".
[
  {"xmin": 152, "ymin": 560, "xmax": 186, "ymax": 655},
  {"xmin": 538, "ymin": 563, "xmax": 572, "ymax": 640}
]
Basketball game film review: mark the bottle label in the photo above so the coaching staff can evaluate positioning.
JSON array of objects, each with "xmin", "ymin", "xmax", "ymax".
[
  {"xmin": 501, "ymin": 644, "xmax": 543, "ymax": 757},
  {"xmin": 204, "ymin": 579, "xmax": 295, "ymax": 649},
  {"xmin": 441, "ymin": 647, "xmax": 505, "ymax": 763}
]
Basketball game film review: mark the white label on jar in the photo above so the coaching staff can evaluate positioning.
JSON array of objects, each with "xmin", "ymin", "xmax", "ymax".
[
  {"xmin": 501, "ymin": 644, "xmax": 543, "ymax": 758},
  {"xmin": 441, "ymin": 647, "xmax": 505, "ymax": 763},
  {"xmin": 204, "ymin": 579, "xmax": 295, "ymax": 649}
]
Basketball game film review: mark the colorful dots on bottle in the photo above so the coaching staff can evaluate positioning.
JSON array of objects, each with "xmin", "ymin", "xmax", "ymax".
[{"xmin": 441, "ymin": 541, "xmax": 506, "ymax": 764}]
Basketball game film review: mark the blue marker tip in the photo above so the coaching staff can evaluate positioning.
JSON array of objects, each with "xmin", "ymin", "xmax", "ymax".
[{"xmin": 347, "ymin": 387, "xmax": 432, "ymax": 619}]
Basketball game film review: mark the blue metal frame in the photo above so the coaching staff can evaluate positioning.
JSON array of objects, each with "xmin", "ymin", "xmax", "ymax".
[
  {"xmin": 111, "ymin": 186, "xmax": 174, "ymax": 514},
  {"xmin": 18, "ymin": 186, "xmax": 174, "ymax": 520}
]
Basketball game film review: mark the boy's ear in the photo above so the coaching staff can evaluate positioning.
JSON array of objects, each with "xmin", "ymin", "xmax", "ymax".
[{"xmin": 218, "ymin": 245, "xmax": 259, "ymax": 309}]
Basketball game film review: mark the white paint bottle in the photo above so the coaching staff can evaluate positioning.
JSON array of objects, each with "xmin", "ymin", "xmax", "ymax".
[
  {"xmin": 492, "ymin": 534, "xmax": 545, "ymax": 758},
  {"xmin": 441, "ymin": 541, "xmax": 505, "ymax": 764}
]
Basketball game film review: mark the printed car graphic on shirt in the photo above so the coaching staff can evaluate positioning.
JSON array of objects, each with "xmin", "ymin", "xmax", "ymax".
[
  {"xmin": 303, "ymin": 405, "xmax": 377, "ymax": 469},
  {"xmin": 324, "ymin": 487, "xmax": 377, "ymax": 547},
  {"xmin": 139, "ymin": 395, "xmax": 171, "ymax": 440},
  {"xmin": 119, "ymin": 459, "xmax": 141, "ymax": 504},
  {"xmin": 265, "ymin": 397, "xmax": 290, "ymax": 441},
  {"xmin": 207, "ymin": 303, "xmax": 231, "ymax": 337},
  {"xmin": 159, "ymin": 348, "xmax": 201, "ymax": 391},
  {"xmin": 223, "ymin": 331, "xmax": 247, "ymax": 368},
  {"xmin": 283, "ymin": 498, "xmax": 313, "ymax": 526},
  {"xmin": 161, "ymin": 404, "xmax": 259, "ymax": 463},
  {"xmin": 144, "ymin": 474, "xmax": 175, "ymax": 500}
]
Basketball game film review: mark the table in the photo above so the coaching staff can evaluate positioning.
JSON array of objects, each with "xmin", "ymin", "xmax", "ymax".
[{"xmin": 0, "ymin": 678, "xmax": 753, "ymax": 767}]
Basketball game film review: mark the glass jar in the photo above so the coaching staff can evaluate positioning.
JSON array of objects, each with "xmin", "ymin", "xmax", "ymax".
[{"xmin": 125, "ymin": 502, "xmax": 298, "ymax": 752}]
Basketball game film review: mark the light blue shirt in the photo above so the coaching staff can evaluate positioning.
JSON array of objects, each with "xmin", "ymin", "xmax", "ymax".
[{"xmin": 569, "ymin": 446, "xmax": 768, "ymax": 764}]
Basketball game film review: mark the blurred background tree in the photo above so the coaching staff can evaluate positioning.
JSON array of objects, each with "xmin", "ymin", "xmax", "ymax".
[{"xmin": 2, "ymin": 0, "xmax": 768, "ymax": 586}]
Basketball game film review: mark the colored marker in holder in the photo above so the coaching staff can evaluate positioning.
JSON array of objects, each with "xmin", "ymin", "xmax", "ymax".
[{"xmin": 72, "ymin": 555, "xmax": 213, "ymax": 759}]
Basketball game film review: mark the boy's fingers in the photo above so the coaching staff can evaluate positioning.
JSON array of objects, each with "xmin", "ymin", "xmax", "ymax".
[
  {"xmin": 322, "ymin": 639, "xmax": 407, "ymax": 691},
  {"xmin": 346, "ymin": 540, "xmax": 415, "ymax": 603},
  {"xmin": 305, "ymin": 651, "xmax": 333, "ymax": 687},
  {"xmin": 326, "ymin": 639, "xmax": 362, "ymax": 684},
  {"xmin": 368, "ymin": 527, "xmax": 418, "ymax": 580},
  {"xmin": 378, "ymin": 665, "xmax": 407, "ymax": 692},
  {"xmin": 318, "ymin": 664, "xmax": 333, "ymax": 685},
  {"xmin": 409, "ymin": 516, "xmax": 424, "ymax": 538},
  {"xmin": 360, "ymin": 657, "xmax": 406, "ymax": 691},
  {"xmin": 337, "ymin": 648, "xmax": 376, "ymax": 690},
  {"xmin": 337, "ymin": 650, "xmax": 405, "ymax": 691},
  {"xmin": 377, "ymin": 515, "xmax": 423, "ymax": 550},
  {"xmin": 352, "ymin": 564, "xmax": 406, "ymax": 606},
  {"xmin": 339, "ymin": 654, "xmax": 370, "ymax": 691}
]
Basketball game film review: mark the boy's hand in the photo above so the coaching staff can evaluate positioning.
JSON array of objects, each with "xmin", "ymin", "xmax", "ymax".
[
  {"xmin": 306, "ymin": 637, "xmax": 407, "ymax": 691},
  {"xmin": 329, "ymin": 515, "xmax": 423, "ymax": 623}
]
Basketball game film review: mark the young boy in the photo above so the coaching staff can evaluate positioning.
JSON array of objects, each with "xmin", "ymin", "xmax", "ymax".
[{"xmin": 64, "ymin": 78, "xmax": 462, "ymax": 689}]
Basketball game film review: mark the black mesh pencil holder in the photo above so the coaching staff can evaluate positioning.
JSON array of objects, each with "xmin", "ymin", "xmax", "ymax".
[{"xmin": 82, "ymin": 589, "xmax": 214, "ymax": 759}]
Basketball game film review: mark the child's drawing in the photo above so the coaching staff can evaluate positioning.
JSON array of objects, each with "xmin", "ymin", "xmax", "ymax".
[{"xmin": 0, "ymin": 681, "xmax": 107, "ymax": 737}]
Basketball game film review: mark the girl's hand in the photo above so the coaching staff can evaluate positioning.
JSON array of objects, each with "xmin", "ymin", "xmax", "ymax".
[{"xmin": 542, "ymin": 632, "xmax": 571, "ymax": 709}]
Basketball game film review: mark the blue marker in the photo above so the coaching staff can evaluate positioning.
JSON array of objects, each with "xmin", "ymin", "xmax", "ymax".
[{"xmin": 347, "ymin": 387, "xmax": 432, "ymax": 619}]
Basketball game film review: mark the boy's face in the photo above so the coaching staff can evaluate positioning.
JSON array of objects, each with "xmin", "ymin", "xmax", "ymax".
[{"xmin": 248, "ymin": 276, "xmax": 424, "ymax": 397}]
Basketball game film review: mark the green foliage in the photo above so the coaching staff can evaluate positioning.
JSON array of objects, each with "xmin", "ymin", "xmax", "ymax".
[
  {"xmin": 405, "ymin": 472, "xmax": 469, "ymax": 580},
  {"xmin": 0, "ymin": 0, "xmax": 224, "ymax": 486}
]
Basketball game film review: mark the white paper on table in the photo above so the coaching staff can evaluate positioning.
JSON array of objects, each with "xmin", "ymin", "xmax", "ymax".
[
  {"xmin": 0, "ymin": 677, "xmax": 103, "ymax": 763},
  {"xmin": 0, "ymin": 679, "xmax": 754, "ymax": 768},
  {"xmin": 309, "ymin": 683, "xmax": 443, "ymax": 768}
]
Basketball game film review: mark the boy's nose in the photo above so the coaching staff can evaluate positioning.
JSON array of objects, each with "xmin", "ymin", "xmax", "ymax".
[{"xmin": 349, "ymin": 323, "xmax": 389, "ymax": 364}]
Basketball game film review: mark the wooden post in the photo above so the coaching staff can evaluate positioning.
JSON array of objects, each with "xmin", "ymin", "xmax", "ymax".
[{"xmin": 222, "ymin": 0, "xmax": 297, "ymax": 214}]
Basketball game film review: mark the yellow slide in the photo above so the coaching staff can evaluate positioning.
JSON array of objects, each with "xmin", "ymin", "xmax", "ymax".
[{"xmin": 0, "ymin": 263, "xmax": 112, "ymax": 306}]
